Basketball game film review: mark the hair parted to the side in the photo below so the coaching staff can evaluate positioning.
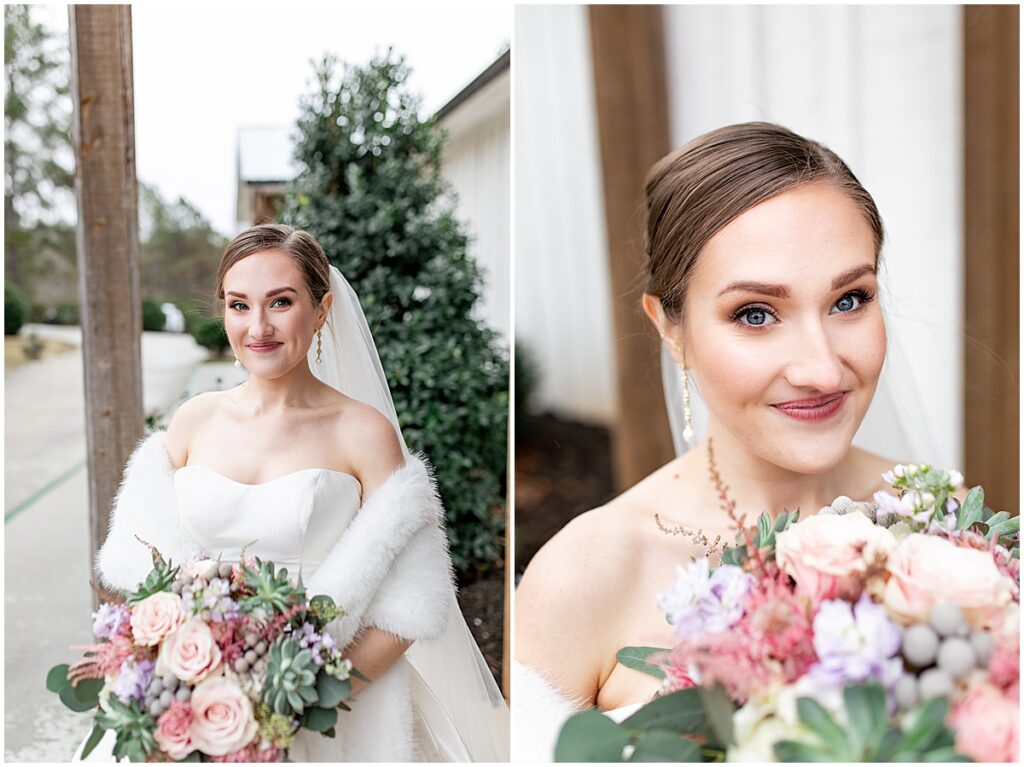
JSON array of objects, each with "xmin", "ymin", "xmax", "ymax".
[
  {"xmin": 217, "ymin": 223, "xmax": 331, "ymax": 306},
  {"xmin": 643, "ymin": 121, "xmax": 885, "ymax": 323}
]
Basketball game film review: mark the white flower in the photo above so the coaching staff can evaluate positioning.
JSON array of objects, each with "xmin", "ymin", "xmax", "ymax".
[{"xmin": 948, "ymin": 470, "xmax": 964, "ymax": 489}]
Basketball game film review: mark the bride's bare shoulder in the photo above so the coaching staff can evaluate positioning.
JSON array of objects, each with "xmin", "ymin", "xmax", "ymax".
[
  {"xmin": 164, "ymin": 391, "xmax": 223, "ymax": 468},
  {"xmin": 846, "ymin": 446, "xmax": 905, "ymax": 497}
]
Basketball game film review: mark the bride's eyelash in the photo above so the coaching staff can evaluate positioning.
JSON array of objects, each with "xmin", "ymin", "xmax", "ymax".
[
  {"xmin": 729, "ymin": 303, "xmax": 778, "ymax": 326},
  {"xmin": 728, "ymin": 288, "xmax": 877, "ymax": 328}
]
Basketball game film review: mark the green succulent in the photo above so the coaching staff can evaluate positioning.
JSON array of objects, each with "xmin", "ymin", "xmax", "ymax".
[
  {"xmin": 128, "ymin": 549, "xmax": 180, "ymax": 604},
  {"xmin": 263, "ymin": 638, "xmax": 319, "ymax": 716},
  {"xmin": 239, "ymin": 558, "xmax": 305, "ymax": 615},
  {"xmin": 94, "ymin": 697, "xmax": 159, "ymax": 762}
]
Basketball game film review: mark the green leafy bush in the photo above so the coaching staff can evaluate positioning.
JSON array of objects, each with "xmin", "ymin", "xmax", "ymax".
[
  {"xmin": 53, "ymin": 301, "xmax": 79, "ymax": 325},
  {"xmin": 141, "ymin": 297, "xmax": 166, "ymax": 332},
  {"xmin": 281, "ymin": 50, "xmax": 508, "ymax": 577},
  {"xmin": 5, "ymin": 283, "xmax": 28, "ymax": 335},
  {"xmin": 189, "ymin": 315, "xmax": 228, "ymax": 355}
]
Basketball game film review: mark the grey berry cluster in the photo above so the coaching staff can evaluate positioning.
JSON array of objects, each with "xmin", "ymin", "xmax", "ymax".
[
  {"xmin": 893, "ymin": 603, "xmax": 993, "ymax": 711},
  {"xmin": 144, "ymin": 673, "xmax": 191, "ymax": 717}
]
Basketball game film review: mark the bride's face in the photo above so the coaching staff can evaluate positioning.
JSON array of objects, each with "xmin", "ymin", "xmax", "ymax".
[
  {"xmin": 222, "ymin": 250, "xmax": 329, "ymax": 379},
  {"xmin": 662, "ymin": 182, "xmax": 885, "ymax": 474}
]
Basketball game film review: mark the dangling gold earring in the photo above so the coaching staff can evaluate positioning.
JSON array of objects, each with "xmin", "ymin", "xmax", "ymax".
[
  {"xmin": 315, "ymin": 329, "xmax": 323, "ymax": 364},
  {"xmin": 680, "ymin": 363, "xmax": 695, "ymax": 445}
]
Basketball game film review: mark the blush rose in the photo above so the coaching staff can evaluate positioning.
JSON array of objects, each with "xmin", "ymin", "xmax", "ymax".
[
  {"xmin": 883, "ymin": 534, "xmax": 1015, "ymax": 628},
  {"xmin": 949, "ymin": 681, "xmax": 1019, "ymax": 762},
  {"xmin": 156, "ymin": 619, "xmax": 223, "ymax": 683},
  {"xmin": 774, "ymin": 513, "xmax": 896, "ymax": 603},
  {"xmin": 155, "ymin": 699, "xmax": 194, "ymax": 760},
  {"xmin": 189, "ymin": 676, "xmax": 258, "ymax": 756},
  {"xmin": 130, "ymin": 592, "xmax": 186, "ymax": 646}
]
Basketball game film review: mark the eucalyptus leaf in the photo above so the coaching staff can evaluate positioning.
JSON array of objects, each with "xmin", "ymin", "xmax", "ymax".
[
  {"xmin": 628, "ymin": 731, "xmax": 700, "ymax": 762},
  {"xmin": 697, "ymin": 684, "xmax": 734, "ymax": 749},
  {"xmin": 45, "ymin": 663, "xmax": 70, "ymax": 693},
  {"xmin": 957, "ymin": 487, "xmax": 984, "ymax": 530},
  {"xmin": 616, "ymin": 647, "xmax": 668, "ymax": 680},
  {"xmin": 58, "ymin": 678, "xmax": 103, "ymax": 712},
  {"xmin": 621, "ymin": 688, "xmax": 708, "ymax": 736},
  {"xmin": 79, "ymin": 724, "xmax": 105, "ymax": 760},
  {"xmin": 555, "ymin": 709, "xmax": 632, "ymax": 762},
  {"xmin": 302, "ymin": 705, "xmax": 338, "ymax": 733},
  {"xmin": 315, "ymin": 670, "xmax": 351, "ymax": 708}
]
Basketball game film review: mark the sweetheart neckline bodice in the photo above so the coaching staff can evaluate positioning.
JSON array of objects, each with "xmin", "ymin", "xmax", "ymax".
[{"xmin": 175, "ymin": 463, "xmax": 361, "ymax": 490}]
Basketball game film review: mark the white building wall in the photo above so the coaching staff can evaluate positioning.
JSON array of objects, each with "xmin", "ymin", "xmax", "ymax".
[
  {"xmin": 440, "ymin": 76, "xmax": 512, "ymax": 341},
  {"xmin": 665, "ymin": 4, "xmax": 963, "ymax": 470},
  {"xmin": 514, "ymin": 5, "xmax": 618, "ymax": 424}
]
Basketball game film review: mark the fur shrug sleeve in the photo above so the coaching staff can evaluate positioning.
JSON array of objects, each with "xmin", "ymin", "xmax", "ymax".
[
  {"xmin": 305, "ymin": 454, "xmax": 456, "ymax": 648},
  {"xmin": 96, "ymin": 431, "xmax": 202, "ymax": 593},
  {"xmin": 95, "ymin": 431, "xmax": 455, "ymax": 648}
]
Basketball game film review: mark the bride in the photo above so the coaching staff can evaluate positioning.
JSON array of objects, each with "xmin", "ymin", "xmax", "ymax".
[
  {"xmin": 514, "ymin": 122, "xmax": 909, "ymax": 759},
  {"xmin": 81, "ymin": 224, "xmax": 509, "ymax": 761}
]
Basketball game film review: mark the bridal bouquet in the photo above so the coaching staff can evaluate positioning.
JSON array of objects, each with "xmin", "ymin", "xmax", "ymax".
[
  {"xmin": 556, "ymin": 464, "xmax": 1020, "ymax": 762},
  {"xmin": 49, "ymin": 550, "xmax": 362, "ymax": 762}
]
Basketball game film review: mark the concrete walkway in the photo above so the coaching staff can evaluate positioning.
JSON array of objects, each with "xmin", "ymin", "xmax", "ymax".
[{"xmin": 3, "ymin": 328, "xmax": 245, "ymax": 762}]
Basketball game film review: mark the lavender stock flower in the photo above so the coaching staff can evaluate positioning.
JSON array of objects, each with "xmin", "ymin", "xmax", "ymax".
[
  {"xmin": 110, "ymin": 658, "xmax": 155, "ymax": 704},
  {"xmin": 91, "ymin": 602, "xmax": 131, "ymax": 640},
  {"xmin": 657, "ymin": 559, "xmax": 752, "ymax": 640},
  {"xmin": 810, "ymin": 595, "xmax": 903, "ymax": 693}
]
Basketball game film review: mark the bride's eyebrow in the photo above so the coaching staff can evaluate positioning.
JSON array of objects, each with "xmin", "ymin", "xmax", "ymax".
[
  {"xmin": 224, "ymin": 287, "xmax": 298, "ymax": 299},
  {"xmin": 830, "ymin": 265, "xmax": 876, "ymax": 290}
]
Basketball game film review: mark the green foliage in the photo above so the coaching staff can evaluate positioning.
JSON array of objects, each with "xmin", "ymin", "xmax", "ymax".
[
  {"xmin": 773, "ymin": 682, "xmax": 969, "ymax": 762},
  {"xmin": 5, "ymin": 282, "xmax": 27, "ymax": 335},
  {"xmin": 555, "ymin": 688, "xmax": 716, "ymax": 762},
  {"xmin": 616, "ymin": 646, "xmax": 668, "ymax": 679},
  {"xmin": 95, "ymin": 696, "xmax": 158, "ymax": 762},
  {"xmin": 141, "ymin": 297, "xmax": 166, "ymax": 332},
  {"xmin": 51, "ymin": 300, "xmax": 79, "ymax": 325},
  {"xmin": 264, "ymin": 638, "xmax": 319, "ymax": 715},
  {"xmin": 239, "ymin": 558, "xmax": 305, "ymax": 615},
  {"xmin": 127, "ymin": 549, "xmax": 179, "ymax": 604},
  {"xmin": 189, "ymin": 314, "xmax": 229, "ymax": 354},
  {"xmin": 281, "ymin": 50, "xmax": 508, "ymax": 576},
  {"xmin": 515, "ymin": 340, "xmax": 540, "ymax": 432},
  {"xmin": 720, "ymin": 509, "xmax": 798, "ymax": 567}
]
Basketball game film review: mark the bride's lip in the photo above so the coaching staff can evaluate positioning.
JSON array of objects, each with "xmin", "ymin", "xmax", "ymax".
[
  {"xmin": 247, "ymin": 342, "xmax": 283, "ymax": 352},
  {"xmin": 771, "ymin": 392, "xmax": 848, "ymax": 422}
]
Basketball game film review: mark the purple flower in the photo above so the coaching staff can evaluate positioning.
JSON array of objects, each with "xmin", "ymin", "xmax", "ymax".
[
  {"xmin": 657, "ymin": 559, "xmax": 752, "ymax": 640},
  {"xmin": 91, "ymin": 602, "xmax": 130, "ymax": 640},
  {"xmin": 110, "ymin": 658, "xmax": 155, "ymax": 704},
  {"xmin": 810, "ymin": 595, "xmax": 902, "ymax": 691},
  {"xmin": 294, "ymin": 622, "xmax": 327, "ymax": 667}
]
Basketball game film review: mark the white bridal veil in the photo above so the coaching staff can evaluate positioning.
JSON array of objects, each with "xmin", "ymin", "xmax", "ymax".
[{"xmin": 309, "ymin": 265, "xmax": 510, "ymax": 761}]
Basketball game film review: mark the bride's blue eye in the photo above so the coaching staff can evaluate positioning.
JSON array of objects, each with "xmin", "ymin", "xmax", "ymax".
[
  {"xmin": 732, "ymin": 305, "xmax": 778, "ymax": 328},
  {"xmin": 830, "ymin": 289, "xmax": 874, "ymax": 315},
  {"xmin": 272, "ymin": 298, "xmax": 292, "ymax": 308},
  {"xmin": 229, "ymin": 301, "xmax": 248, "ymax": 311}
]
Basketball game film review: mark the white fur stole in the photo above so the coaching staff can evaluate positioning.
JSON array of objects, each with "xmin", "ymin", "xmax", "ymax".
[{"xmin": 95, "ymin": 431, "xmax": 455, "ymax": 646}]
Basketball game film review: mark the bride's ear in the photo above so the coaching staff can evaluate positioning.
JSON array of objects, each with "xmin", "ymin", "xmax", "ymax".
[
  {"xmin": 318, "ymin": 291, "xmax": 334, "ymax": 325},
  {"xmin": 642, "ymin": 293, "xmax": 685, "ymax": 363}
]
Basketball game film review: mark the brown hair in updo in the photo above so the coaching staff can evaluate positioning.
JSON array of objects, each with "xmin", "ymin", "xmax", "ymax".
[
  {"xmin": 643, "ymin": 122, "xmax": 885, "ymax": 323},
  {"xmin": 217, "ymin": 224, "xmax": 331, "ymax": 307}
]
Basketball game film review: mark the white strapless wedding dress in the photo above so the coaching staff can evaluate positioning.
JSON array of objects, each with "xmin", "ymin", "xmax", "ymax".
[{"xmin": 78, "ymin": 464, "xmax": 485, "ymax": 762}]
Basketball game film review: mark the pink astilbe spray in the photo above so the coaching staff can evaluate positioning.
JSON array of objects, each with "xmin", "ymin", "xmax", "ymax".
[{"xmin": 68, "ymin": 637, "xmax": 138, "ymax": 684}]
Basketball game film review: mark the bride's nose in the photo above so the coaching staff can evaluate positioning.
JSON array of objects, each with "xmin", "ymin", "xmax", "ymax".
[
  {"xmin": 782, "ymin": 319, "xmax": 845, "ymax": 392},
  {"xmin": 248, "ymin": 306, "xmax": 275, "ymax": 339}
]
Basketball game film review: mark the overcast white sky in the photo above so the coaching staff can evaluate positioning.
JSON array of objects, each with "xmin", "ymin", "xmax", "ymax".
[{"xmin": 41, "ymin": 3, "xmax": 510, "ymax": 236}]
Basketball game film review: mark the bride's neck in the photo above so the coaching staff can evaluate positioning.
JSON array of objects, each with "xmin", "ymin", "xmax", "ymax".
[
  {"xmin": 236, "ymin": 364, "xmax": 325, "ymax": 415},
  {"xmin": 701, "ymin": 423, "xmax": 853, "ymax": 524}
]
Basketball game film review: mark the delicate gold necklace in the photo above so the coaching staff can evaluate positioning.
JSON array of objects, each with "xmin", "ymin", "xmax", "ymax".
[{"xmin": 653, "ymin": 437, "xmax": 728, "ymax": 554}]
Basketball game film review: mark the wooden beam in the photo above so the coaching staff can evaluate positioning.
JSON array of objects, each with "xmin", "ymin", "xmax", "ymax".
[
  {"xmin": 588, "ymin": 5, "xmax": 675, "ymax": 490},
  {"xmin": 964, "ymin": 5, "xmax": 1019, "ymax": 514},
  {"xmin": 68, "ymin": 5, "xmax": 144, "ymax": 596}
]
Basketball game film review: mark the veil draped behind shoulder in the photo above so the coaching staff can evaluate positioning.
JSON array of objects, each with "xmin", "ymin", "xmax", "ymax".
[{"xmin": 309, "ymin": 265, "xmax": 509, "ymax": 761}]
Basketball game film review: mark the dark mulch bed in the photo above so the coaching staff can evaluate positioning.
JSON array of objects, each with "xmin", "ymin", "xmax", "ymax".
[
  {"xmin": 515, "ymin": 413, "xmax": 615, "ymax": 576},
  {"xmin": 456, "ymin": 571, "xmax": 506, "ymax": 689}
]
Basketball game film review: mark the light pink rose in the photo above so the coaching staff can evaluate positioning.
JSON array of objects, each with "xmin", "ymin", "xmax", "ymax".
[
  {"xmin": 775, "ymin": 513, "xmax": 896, "ymax": 603},
  {"xmin": 129, "ymin": 592, "xmax": 186, "ymax": 646},
  {"xmin": 156, "ymin": 619, "xmax": 222, "ymax": 683},
  {"xmin": 949, "ymin": 681, "xmax": 1019, "ymax": 762},
  {"xmin": 155, "ymin": 699, "xmax": 193, "ymax": 760},
  {"xmin": 189, "ymin": 676, "xmax": 258, "ymax": 757},
  {"xmin": 883, "ymin": 534, "xmax": 1015, "ymax": 627}
]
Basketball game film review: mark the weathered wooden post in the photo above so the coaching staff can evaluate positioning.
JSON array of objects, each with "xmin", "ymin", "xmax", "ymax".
[{"xmin": 68, "ymin": 5, "xmax": 143, "ymax": 604}]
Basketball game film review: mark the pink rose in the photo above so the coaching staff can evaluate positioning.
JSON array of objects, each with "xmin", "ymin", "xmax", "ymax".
[
  {"xmin": 949, "ymin": 681, "xmax": 1019, "ymax": 762},
  {"xmin": 775, "ymin": 513, "xmax": 896, "ymax": 603},
  {"xmin": 189, "ymin": 676, "xmax": 258, "ymax": 757},
  {"xmin": 155, "ymin": 699, "xmax": 194, "ymax": 760},
  {"xmin": 129, "ymin": 592, "xmax": 185, "ymax": 646},
  {"xmin": 156, "ymin": 619, "xmax": 222, "ymax": 683},
  {"xmin": 883, "ymin": 534, "xmax": 1015, "ymax": 627}
]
